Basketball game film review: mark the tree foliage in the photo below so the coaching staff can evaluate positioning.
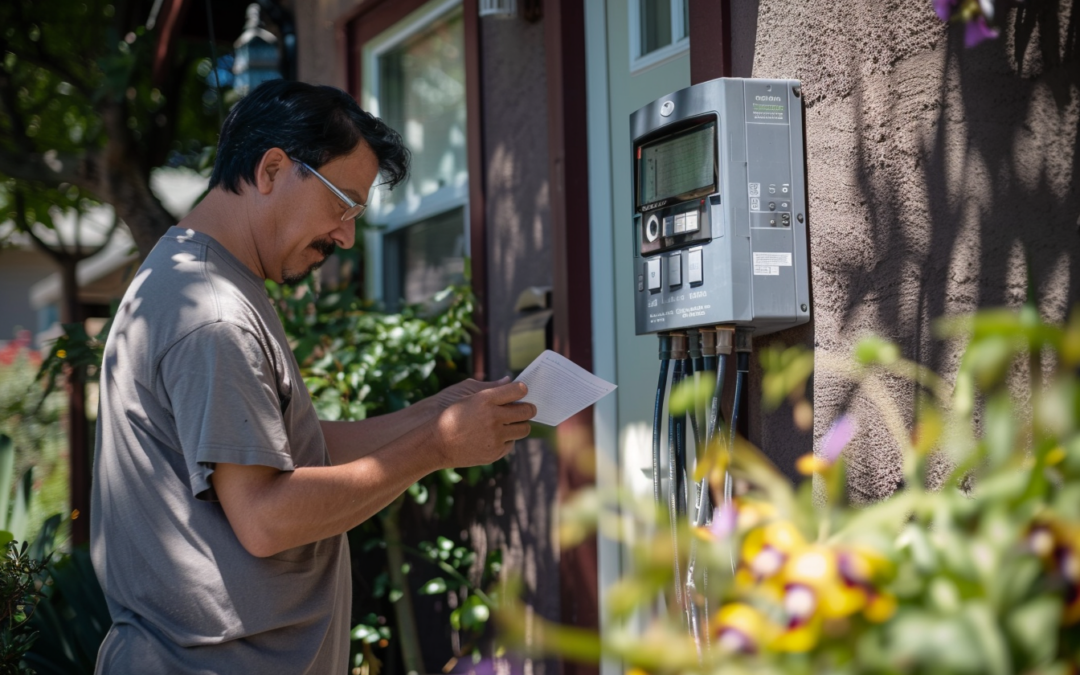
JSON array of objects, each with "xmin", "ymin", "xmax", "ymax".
[{"xmin": 0, "ymin": 0, "xmax": 221, "ymax": 257}]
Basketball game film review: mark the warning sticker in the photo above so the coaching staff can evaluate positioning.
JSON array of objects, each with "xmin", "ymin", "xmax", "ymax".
[
  {"xmin": 754, "ymin": 265, "xmax": 779, "ymax": 276},
  {"xmin": 753, "ymin": 252, "xmax": 792, "ymax": 267}
]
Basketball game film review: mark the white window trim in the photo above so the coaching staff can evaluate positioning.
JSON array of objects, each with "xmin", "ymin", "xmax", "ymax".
[
  {"xmin": 628, "ymin": 0, "xmax": 689, "ymax": 75},
  {"xmin": 360, "ymin": 0, "xmax": 469, "ymax": 302}
]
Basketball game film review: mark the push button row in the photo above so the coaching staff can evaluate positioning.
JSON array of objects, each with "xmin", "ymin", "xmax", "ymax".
[
  {"xmin": 643, "ymin": 250, "xmax": 704, "ymax": 291},
  {"xmin": 662, "ymin": 210, "xmax": 702, "ymax": 236}
]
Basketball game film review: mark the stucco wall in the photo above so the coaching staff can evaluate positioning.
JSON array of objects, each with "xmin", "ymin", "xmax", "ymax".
[
  {"xmin": 473, "ymin": 10, "xmax": 561, "ymax": 672},
  {"xmin": 744, "ymin": 1, "xmax": 1080, "ymax": 500}
]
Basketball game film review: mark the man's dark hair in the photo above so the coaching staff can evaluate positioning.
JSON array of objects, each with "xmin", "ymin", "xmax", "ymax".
[{"xmin": 208, "ymin": 80, "xmax": 410, "ymax": 194}]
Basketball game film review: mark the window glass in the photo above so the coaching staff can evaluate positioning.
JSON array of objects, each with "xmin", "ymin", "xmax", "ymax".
[
  {"xmin": 382, "ymin": 207, "xmax": 467, "ymax": 312},
  {"xmin": 640, "ymin": 0, "xmax": 673, "ymax": 55},
  {"xmin": 681, "ymin": 0, "xmax": 689, "ymax": 40},
  {"xmin": 378, "ymin": 8, "xmax": 466, "ymax": 208}
]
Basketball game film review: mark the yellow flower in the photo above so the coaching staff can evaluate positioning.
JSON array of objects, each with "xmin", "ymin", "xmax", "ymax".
[
  {"xmin": 711, "ymin": 603, "xmax": 772, "ymax": 654},
  {"xmin": 795, "ymin": 454, "xmax": 830, "ymax": 476},
  {"xmin": 741, "ymin": 522, "xmax": 806, "ymax": 576},
  {"xmin": 864, "ymin": 592, "xmax": 897, "ymax": 623},
  {"xmin": 770, "ymin": 618, "xmax": 820, "ymax": 653}
]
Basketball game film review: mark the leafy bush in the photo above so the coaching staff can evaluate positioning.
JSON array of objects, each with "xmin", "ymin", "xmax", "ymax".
[
  {"xmin": 268, "ymin": 267, "xmax": 503, "ymax": 674},
  {"xmin": 0, "ymin": 540, "xmax": 47, "ymax": 675},
  {"xmin": 0, "ymin": 343, "xmax": 67, "ymax": 545},
  {"xmin": 506, "ymin": 300, "xmax": 1080, "ymax": 673}
]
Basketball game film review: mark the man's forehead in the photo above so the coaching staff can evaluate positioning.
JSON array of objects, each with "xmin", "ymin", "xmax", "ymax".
[{"xmin": 324, "ymin": 143, "xmax": 379, "ymax": 199}]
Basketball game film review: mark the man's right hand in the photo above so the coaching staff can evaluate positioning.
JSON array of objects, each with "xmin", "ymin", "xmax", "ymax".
[{"xmin": 433, "ymin": 382, "xmax": 535, "ymax": 468}]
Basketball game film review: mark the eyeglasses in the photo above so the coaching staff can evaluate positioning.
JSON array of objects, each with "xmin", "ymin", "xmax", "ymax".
[{"xmin": 291, "ymin": 158, "xmax": 367, "ymax": 221}]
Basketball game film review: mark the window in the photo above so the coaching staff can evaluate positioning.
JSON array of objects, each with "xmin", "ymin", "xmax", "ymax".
[
  {"xmin": 362, "ymin": 0, "xmax": 468, "ymax": 309},
  {"xmin": 630, "ymin": 0, "xmax": 689, "ymax": 73},
  {"xmin": 382, "ymin": 206, "xmax": 466, "ymax": 312}
]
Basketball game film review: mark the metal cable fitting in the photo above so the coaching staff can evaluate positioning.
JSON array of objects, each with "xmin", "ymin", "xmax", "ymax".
[
  {"xmin": 715, "ymin": 326, "xmax": 734, "ymax": 356},
  {"xmin": 687, "ymin": 329, "xmax": 702, "ymax": 361},
  {"xmin": 734, "ymin": 328, "xmax": 753, "ymax": 354},
  {"xmin": 658, "ymin": 332, "xmax": 673, "ymax": 360},
  {"xmin": 700, "ymin": 327, "xmax": 717, "ymax": 357},
  {"xmin": 670, "ymin": 332, "xmax": 689, "ymax": 361}
]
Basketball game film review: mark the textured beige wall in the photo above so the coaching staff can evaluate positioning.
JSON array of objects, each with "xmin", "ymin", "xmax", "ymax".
[{"xmin": 746, "ymin": 1, "xmax": 1080, "ymax": 500}]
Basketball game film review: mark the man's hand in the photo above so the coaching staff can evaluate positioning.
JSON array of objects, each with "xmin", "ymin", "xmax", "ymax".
[
  {"xmin": 433, "ymin": 381, "xmax": 535, "ymax": 468},
  {"xmin": 426, "ymin": 376, "xmax": 512, "ymax": 412}
]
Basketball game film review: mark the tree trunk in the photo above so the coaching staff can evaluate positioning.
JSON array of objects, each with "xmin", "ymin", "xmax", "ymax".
[
  {"xmin": 60, "ymin": 261, "xmax": 91, "ymax": 546},
  {"xmin": 381, "ymin": 501, "xmax": 426, "ymax": 675},
  {"xmin": 88, "ymin": 103, "xmax": 178, "ymax": 260},
  {"xmin": 103, "ymin": 159, "xmax": 179, "ymax": 260}
]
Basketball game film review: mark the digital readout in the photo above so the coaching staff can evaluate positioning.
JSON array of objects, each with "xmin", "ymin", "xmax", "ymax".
[{"xmin": 638, "ymin": 122, "xmax": 716, "ymax": 206}]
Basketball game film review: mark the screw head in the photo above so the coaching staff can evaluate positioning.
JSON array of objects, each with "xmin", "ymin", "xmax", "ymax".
[
  {"xmin": 801, "ymin": 304, "xmax": 808, "ymax": 312},
  {"xmin": 797, "ymin": 213, "xmax": 804, "ymax": 223}
]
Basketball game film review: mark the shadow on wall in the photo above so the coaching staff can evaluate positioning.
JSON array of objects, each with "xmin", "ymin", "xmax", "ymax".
[{"xmin": 831, "ymin": 3, "xmax": 1080, "ymax": 501}]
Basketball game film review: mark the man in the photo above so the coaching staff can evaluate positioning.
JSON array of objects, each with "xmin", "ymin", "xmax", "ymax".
[{"xmin": 90, "ymin": 80, "xmax": 535, "ymax": 673}]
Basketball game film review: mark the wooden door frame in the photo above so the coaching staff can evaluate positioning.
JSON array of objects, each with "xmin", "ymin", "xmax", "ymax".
[{"xmin": 341, "ymin": 0, "xmax": 489, "ymax": 381}]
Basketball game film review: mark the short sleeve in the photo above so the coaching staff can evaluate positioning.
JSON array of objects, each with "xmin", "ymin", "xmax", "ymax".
[{"xmin": 159, "ymin": 322, "xmax": 295, "ymax": 500}]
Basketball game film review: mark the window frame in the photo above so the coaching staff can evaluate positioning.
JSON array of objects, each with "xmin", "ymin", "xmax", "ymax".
[
  {"xmin": 359, "ymin": 0, "xmax": 470, "ymax": 303},
  {"xmin": 628, "ymin": 0, "xmax": 689, "ymax": 75}
]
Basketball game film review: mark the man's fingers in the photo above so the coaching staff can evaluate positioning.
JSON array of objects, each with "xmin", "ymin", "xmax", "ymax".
[
  {"xmin": 497, "ymin": 401, "xmax": 536, "ymax": 424},
  {"xmin": 503, "ymin": 422, "xmax": 531, "ymax": 441},
  {"xmin": 471, "ymin": 376, "xmax": 511, "ymax": 392},
  {"xmin": 483, "ymin": 381, "xmax": 529, "ymax": 405}
]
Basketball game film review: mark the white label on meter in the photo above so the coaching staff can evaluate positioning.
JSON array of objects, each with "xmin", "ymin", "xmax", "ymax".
[
  {"xmin": 754, "ymin": 265, "xmax": 779, "ymax": 276},
  {"xmin": 753, "ymin": 252, "xmax": 792, "ymax": 267}
]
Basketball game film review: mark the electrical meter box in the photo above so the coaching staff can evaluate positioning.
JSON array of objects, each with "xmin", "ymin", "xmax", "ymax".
[{"xmin": 631, "ymin": 77, "xmax": 810, "ymax": 336}]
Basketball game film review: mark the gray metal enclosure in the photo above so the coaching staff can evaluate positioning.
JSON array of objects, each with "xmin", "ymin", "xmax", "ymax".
[{"xmin": 631, "ymin": 77, "xmax": 811, "ymax": 337}]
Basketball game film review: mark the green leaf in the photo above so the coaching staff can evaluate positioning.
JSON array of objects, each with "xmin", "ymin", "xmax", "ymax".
[
  {"xmin": 667, "ymin": 376, "xmax": 715, "ymax": 416},
  {"xmin": 0, "ymin": 433, "xmax": 14, "ymax": 529},
  {"xmin": 855, "ymin": 336, "xmax": 900, "ymax": 365},
  {"xmin": 1006, "ymin": 596, "xmax": 1062, "ymax": 666},
  {"xmin": 313, "ymin": 388, "xmax": 342, "ymax": 421},
  {"xmin": 419, "ymin": 577, "xmax": 447, "ymax": 595}
]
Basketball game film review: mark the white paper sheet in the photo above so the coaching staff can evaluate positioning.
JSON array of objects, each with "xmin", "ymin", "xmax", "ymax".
[{"xmin": 513, "ymin": 350, "xmax": 617, "ymax": 426}]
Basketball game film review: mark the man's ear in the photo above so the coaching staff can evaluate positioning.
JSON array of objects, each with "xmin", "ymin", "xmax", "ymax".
[{"xmin": 254, "ymin": 148, "xmax": 289, "ymax": 196}]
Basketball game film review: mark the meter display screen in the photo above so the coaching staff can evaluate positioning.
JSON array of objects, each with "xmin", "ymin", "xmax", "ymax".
[{"xmin": 637, "ymin": 120, "xmax": 717, "ymax": 207}]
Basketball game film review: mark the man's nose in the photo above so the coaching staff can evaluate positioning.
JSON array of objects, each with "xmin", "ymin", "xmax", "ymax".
[{"xmin": 331, "ymin": 220, "xmax": 355, "ymax": 250}]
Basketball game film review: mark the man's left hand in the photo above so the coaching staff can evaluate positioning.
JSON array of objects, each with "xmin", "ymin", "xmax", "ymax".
[{"xmin": 426, "ymin": 377, "xmax": 512, "ymax": 412}]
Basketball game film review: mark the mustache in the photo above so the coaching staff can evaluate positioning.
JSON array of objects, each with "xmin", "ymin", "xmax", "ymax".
[
  {"xmin": 281, "ymin": 238, "xmax": 338, "ymax": 285},
  {"xmin": 309, "ymin": 238, "xmax": 337, "ymax": 258}
]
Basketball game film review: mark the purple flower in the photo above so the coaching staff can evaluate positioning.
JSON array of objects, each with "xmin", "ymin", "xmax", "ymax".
[
  {"xmin": 821, "ymin": 415, "xmax": 855, "ymax": 463},
  {"xmin": 710, "ymin": 502, "xmax": 737, "ymax": 539},
  {"xmin": 933, "ymin": 0, "xmax": 958, "ymax": 21},
  {"xmin": 964, "ymin": 15, "xmax": 999, "ymax": 47}
]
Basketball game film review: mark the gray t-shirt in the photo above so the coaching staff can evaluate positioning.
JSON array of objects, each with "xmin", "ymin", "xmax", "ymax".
[{"xmin": 90, "ymin": 227, "xmax": 351, "ymax": 674}]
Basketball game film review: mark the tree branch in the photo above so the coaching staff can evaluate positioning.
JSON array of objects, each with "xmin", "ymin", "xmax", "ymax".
[
  {"xmin": 31, "ymin": 43, "xmax": 94, "ymax": 99},
  {"xmin": 14, "ymin": 190, "xmax": 67, "ymax": 266},
  {"xmin": 0, "ymin": 147, "xmax": 94, "ymax": 190},
  {"xmin": 0, "ymin": 70, "xmax": 34, "ymax": 153}
]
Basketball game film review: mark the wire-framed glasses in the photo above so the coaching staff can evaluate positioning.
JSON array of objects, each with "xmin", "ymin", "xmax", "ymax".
[{"xmin": 291, "ymin": 158, "xmax": 367, "ymax": 221}]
